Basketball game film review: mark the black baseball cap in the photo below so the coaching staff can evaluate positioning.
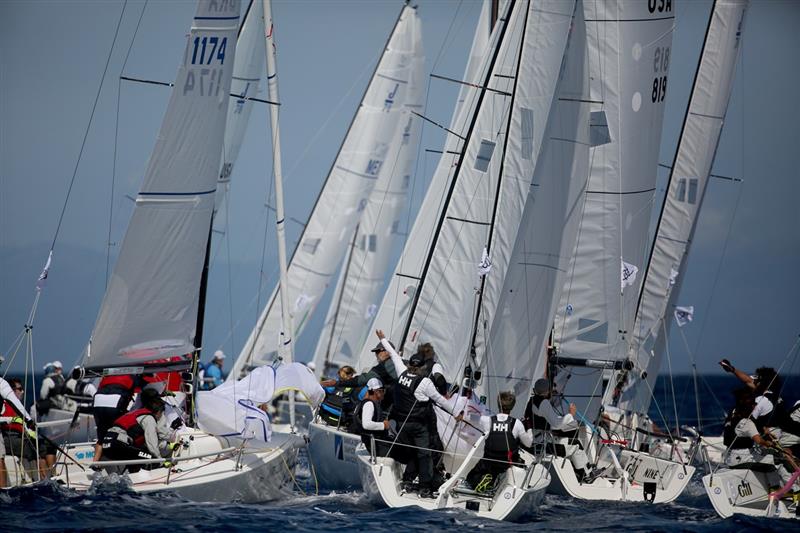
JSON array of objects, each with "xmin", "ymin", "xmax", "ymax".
[
  {"xmin": 408, "ymin": 353, "xmax": 425, "ymax": 367},
  {"xmin": 370, "ymin": 340, "xmax": 395, "ymax": 353}
]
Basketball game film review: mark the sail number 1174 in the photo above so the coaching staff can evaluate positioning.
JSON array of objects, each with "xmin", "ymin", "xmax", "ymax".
[{"xmin": 191, "ymin": 36, "xmax": 227, "ymax": 65}]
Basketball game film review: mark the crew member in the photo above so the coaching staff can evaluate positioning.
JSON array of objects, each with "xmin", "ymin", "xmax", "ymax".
[
  {"xmin": 525, "ymin": 378, "xmax": 596, "ymax": 483},
  {"xmin": 2, "ymin": 379, "xmax": 55, "ymax": 480},
  {"xmin": 719, "ymin": 360, "xmax": 782, "ymax": 431},
  {"xmin": 465, "ymin": 391, "xmax": 532, "ymax": 493},
  {"xmin": 319, "ymin": 366, "xmax": 360, "ymax": 427},
  {"xmin": 65, "ymin": 367, "xmax": 98, "ymax": 399},
  {"xmin": 723, "ymin": 388, "xmax": 773, "ymax": 465},
  {"xmin": 203, "ymin": 350, "xmax": 227, "ymax": 390},
  {"xmin": 39, "ymin": 360, "xmax": 74, "ymax": 413},
  {"xmin": 92, "ymin": 373, "xmax": 144, "ymax": 460},
  {"xmin": 101, "ymin": 389, "xmax": 174, "ymax": 474},
  {"xmin": 324, "ymin": 344, "xmax": 398, "ymax": 411},
  {"xmin": 351, "ymin": 378, "xmax": 392, "ymax": 456},
  {"xmin": 378, "ymin": 329, "xmax": 454, "ymax": 498},
  {"xmin": 417, "ymin": 342, "xmax": 447, "ymax": 487}
]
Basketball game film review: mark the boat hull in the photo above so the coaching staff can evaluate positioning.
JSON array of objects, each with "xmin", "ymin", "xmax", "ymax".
[
  {"xmin": 307, "ymin": 421, "xmax": 362, "ymax": 490},
  {"xmin": 53, "ymin": 429, "xmax": 304, "ymax": 503},
  {"xmin": 544, "ymin": 449, "xmax": 694, "ymax": 503},
  {"xmin": 703, "ymin": 468, "xmax": 799, "ymax": 520}
]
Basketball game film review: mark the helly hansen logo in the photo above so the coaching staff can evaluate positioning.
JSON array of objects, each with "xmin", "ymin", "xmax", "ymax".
[
  {"xmin": 398, "ymin": 375, "xmax": 414, "ymax": 388},
  {"xmin": 492, "ymin": 422, "xmax": 509, "ymax": 432}
]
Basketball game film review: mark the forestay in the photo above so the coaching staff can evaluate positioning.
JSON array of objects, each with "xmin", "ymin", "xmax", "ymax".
[
  {"xmin": 483, "ymin": 2, "xmax": 590, "ymax": 408},
  {"xmin": 353, "ymin": 0, "xmax": 497, "ymax": 372},
  {"xmin": 618, "ymin": 0, "xmax": 749, "ymax": 415},
  {"xmin": 366, "ymin": 0, "xmax": 577, "ymax": 383},
  {"xmin": 311, "ymin": 47, "xmax": 424, "ymax": 374},
  {"xmin": 215, "ymin": 0, "xmax": 267, "ymax": 215},
  {"xmin": 231, "ymin": 6, "xmax": 422, "ymax": 378},
  {"xmin": 85, "ymin": 0, "xmax": 239, "ymax": 370},
  {"xmin": 550, "ymin": 0, "xmax": 675, "ymax": 418}
]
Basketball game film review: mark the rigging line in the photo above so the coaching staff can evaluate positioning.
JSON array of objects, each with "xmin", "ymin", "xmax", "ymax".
[
  {"xmin": 49, "ymin": 1, "xmax": 128, "ymax": 253},
  {"xmin": 410, "ymin": 111, "xmax": 466, "ymax": 141},
  {"xmin": 430, "ymin": 0, "xmax": 465, "ymax": 73},
  {"xmin": 430, "ymin": 73, "xmax": 513, "ymax": 97},
  {"xmin": 225, "ymin": 192, "xmax": 236, "ymax": 358},
  {"xmin": 642, "ymin": 377, "xmax": 688, "ymax": 471}
]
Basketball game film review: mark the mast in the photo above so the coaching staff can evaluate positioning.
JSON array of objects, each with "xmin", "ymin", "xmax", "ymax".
[
  {"xmin": 322, "ymin": 224, "xmax": 360, "ymax": 372},
  {"xmin": 262, "ymin": 0, "xmax": 295, "ymax": 428},
  {"xmin": 399, "ymin": 0, "xmax": 517, "ymax": 349}
]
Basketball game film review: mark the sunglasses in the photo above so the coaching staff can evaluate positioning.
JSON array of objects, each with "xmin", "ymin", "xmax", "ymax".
[{"xmin": 13, "ymin": 388, "xmax": 23, "ymax": 392}]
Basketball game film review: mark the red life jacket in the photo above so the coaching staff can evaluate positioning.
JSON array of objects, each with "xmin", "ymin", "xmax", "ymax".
[
  {"xmin": 112, "ymin": 408, "xmax": 154, "ymax": 449},
  {"xmin": 99, "ymin": 374, "xmax": 136, "ymax": 394},
  {"xmin": 0, "ymin": 401, "xmax": 23, "ymax": 434}
]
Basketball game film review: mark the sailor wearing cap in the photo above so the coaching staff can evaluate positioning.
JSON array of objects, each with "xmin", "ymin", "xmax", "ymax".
[
  {"xmin": 352, "ymin": 378, "xmax": 392, "ymax": 456},
  {"xmin": 39, "ymin": 359, "xmax": 74, "ymax": 412},
  {"xmin": 204, "ymin": 350, "xmax": 227, "ymax": 389},
  {"xmin": 375, "ymin": 329, "xmax": 454, "ymax": 498}
]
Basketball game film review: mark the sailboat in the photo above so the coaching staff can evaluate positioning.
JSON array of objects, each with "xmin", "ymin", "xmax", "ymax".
[
  {"xmin": 527, "ymin": 0, "xmax": 698, "ymax": 503},
  {"xmin": 52, "ymin": 0, "xmax": 312, "ymax": 503},
  {"xmin": 356, "ymin": 0, "xmax": 589, "ymax": 519}
]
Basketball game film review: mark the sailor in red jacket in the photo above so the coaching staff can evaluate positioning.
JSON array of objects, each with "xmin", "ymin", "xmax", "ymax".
[
  {"xmin": 100, "ymin": 389, "xmax": 173, "ymax": 474},
  {"xmin": 0, "ymin": 378, "xmax": 54, "ymax": 484}
]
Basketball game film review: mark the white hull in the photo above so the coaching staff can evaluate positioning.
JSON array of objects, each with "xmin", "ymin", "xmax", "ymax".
[
  {"xmin": 54, "ymin": 428, "xmax": 304, "ymax": 503},
  {"xmin": 544, "ymin": 449, "xmax": 694, "ymax": 503},
  {"xmin": 357, "ymin": 452, "xmax": 549, "ymax": 521},
  {"xmin": 307, "ymin": 421, "xmax": 362, "ymax": 490},
  {"xmin": 703, "ymin": 468, "xmax": 799, "ymax": 520}
]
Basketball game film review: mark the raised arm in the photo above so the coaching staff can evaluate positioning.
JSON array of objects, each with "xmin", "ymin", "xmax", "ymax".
[{"xmin": 377, "ymin": 330, "xmax": 407, "ymax": 376}]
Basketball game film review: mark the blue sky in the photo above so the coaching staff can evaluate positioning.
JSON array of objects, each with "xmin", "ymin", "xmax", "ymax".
[{"xmin": 1, "ymin": 0, "xmax": 798, "ymax": 378}]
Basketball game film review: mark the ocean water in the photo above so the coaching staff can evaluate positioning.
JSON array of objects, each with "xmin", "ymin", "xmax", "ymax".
[{"xmin": 3, "ymin": 375, "xmax": 798, "ymax": 532}]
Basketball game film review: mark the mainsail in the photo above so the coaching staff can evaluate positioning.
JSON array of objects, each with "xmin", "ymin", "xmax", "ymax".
[
  {"xmin": 357, "ymin": 0, "xmax": 577, "ymax": 380},
  {"xmin": 85, "ymin": 0, "xmax": 239, "ymax": 370},
  {"xmin": 482, "ymin": 1, "xmax": 590, "ymax": 407},
  {"xmin": 231, "ymin": 5, "xmax": 423, "ymax": 377},
  {"xmin": 550, "ymin": 1, "xmax": 675, "ymax": 417},
  {"xmin": 617, "ymin": 0, "xmax": 749, "ymax": 415}
]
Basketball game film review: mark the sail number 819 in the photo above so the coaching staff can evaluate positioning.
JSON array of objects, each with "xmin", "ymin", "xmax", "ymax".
[{"xmin": 191, "ymin": 36, "xmax": 227, "ymax": 65}]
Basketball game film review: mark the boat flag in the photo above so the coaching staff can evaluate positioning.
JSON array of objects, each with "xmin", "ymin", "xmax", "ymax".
[
  {"xmin": 620, "ymin": 258, "xmax": 638, "ymax": 290},
  {"xmin": 674, "ymin": 306, "xmax": 694, "ymax": 327},
  {"xmin": 669, "ymin": 267, "xmax": 679, "ymax": 286},
  {"xmin": 36, "ymin": 251, "xmax": 53, "ymax": 291},
  {"xmin": 478, "ymin": 247, "xmax": 492, "ymax": 277}
]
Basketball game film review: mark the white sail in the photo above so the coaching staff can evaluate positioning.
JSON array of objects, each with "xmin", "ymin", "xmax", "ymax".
[
  {"xmin": 311, "ymin": 50, "xmax": 425, "ymax": 374},
  {"xmin": 617, "ymin": 0, "xmax": 749, "ymax": 415},
  {"xmin": 547, "ymin": 1, "xmax": 675, "ymax": 419},
  {"xmin": 86, "ymin": 1, "xmax": 240, "ymax": 370},
  {"xmin": 353, "ymin": 1, "xmax": 498, "ymax": 372},
  {"xmin": 215, "ymin": 0, "xmax": 266, "ymax": 214},
  {"xmin": 358, "ymin": 0, "xmax": 577, "ymax": 380},
  {"xmin": 231, "ymin": 5, "xmax": 423, "ymax": 377},
  {"xmin": 482, "ymin": 2, "xmax": 590, "ymax": 406}
]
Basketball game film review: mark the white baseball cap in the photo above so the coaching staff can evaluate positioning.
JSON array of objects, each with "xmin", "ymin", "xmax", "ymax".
[
  {"xmin": 367, "ymin": 378, "xmax": 384, "ymax": 391},
  {"xmin": 213, "ymin": 350, "xmax": 226, "ymax": 360},
  {"xmin": 52, "ymin": 360, "xmax": 63, "ymax": 369},
  {"xmin": 306, "ymin": 362, "xmax": 317, "ymax": 371}
]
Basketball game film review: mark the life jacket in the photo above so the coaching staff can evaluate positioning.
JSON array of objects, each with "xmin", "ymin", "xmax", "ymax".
[
  {"xmin": 112, "ymin": 408, "xmax": 154, "ymax": 450},
  {"xmin": 422, "ymin": 359, "xmax": 447, "ymax": 395},
  {"xmin": 351, "ymin": 399, "xmax": 384, "ymax": 437},
  {"xmin": 98, "ymin": 374, "xmax": 136, "ymax": 396},
  {"xmin": 722, "ymin": 410, "xmax": 754, "ymax": 450},
  {"xmin": 772, "ymin": 400, "xmax": 800, "ymax": 436},
  {"xmin": 0, "ymin": 401, "xmax": 24, "ymax": 434},
  {"xmin": 484, "ymin": 415, "xmax": 521, "ymax": 465},
  {"xmin": 391, "ymin": 370, "xmax": 427, "ymax": 423},
  {"xmin": 752, "ymin": 393, "xmax": 776, "ymax": 432},
  {"xmin": 529, "ymin": 396, "xmax": 551, "ymax": 431},
  {"xmin": 321, "ymin": 385, "xmax": 355, "ymax": 417},
  {"xmin": 45, "ymin": 373, "xmax": 67, "ymax": 398}
]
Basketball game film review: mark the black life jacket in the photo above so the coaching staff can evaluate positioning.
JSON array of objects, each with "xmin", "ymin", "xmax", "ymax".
[
  {"xmin": 484, "ymin": 415, "xmax": 521, "ymax": 465},
  {"xmin": 112, "ymin": 408, "xmax": 154, "ymax": 450},
  {"xmin": 321, "ymin": 385, "xmax": 355, "ymax": 417},
  {"xmin": 529, "ymin": 396, "xmax": 551, "ymax": 431},
  {"xmin": 722, "ymin": 410, "xmax": 755, "ymax": 450},
  {"xmin": 773, "ymin": 400, "xmax": 800, "ymax": 436},
  {"xmin": 352, "ymin": 399, "xmax": 384, "ymax": 436},
  {"xmin": 391, "ymin": 370, "xmax": 427, "ymax": 423},
  {"xmin": 46, "ymin": 373, "xmax": 67, "ymax": 398},
  {"xmin": 422, "ymin": 359, "xmax": 447, "ymax": 395}
]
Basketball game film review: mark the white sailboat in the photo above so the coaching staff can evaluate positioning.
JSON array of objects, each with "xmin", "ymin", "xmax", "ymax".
[
  {"xmin": 356, "ymin": 0, "xmax": 586, "ymax": 519},
  {"xmin": 535, "ymin": 0, "xmax": 695, "ymax": 503},
  {"xmin": 53, "ymin": 0, "xmax": 309, "ymax": 502},
  {"xmin": 229, "ymin": 5, "xmax": 423, "ymax": 382}
]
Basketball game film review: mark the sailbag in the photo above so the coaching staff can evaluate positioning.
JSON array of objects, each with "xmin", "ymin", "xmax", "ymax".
[
  {"xmin": 85, "ymin": 0, "xmax": 239, "ymax": 370},
  {"xmin": 356, "ymin": 0, "xmax": 577, "ymax": 381},
  {"xmin": 549, "ymin": 1, "xmax": 676, "ymax": 419},
  {"xmin": 231, "ymin": 5, "xmax": 423, "ymax": 378},
  {"xmin": 618, "ymin": 0, "xmax": 749, "ymax": 416},
  {"xmin": 310, "ymin": 42, "xmax": 425, "ymax": 375}
]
